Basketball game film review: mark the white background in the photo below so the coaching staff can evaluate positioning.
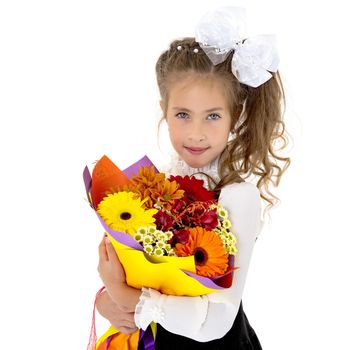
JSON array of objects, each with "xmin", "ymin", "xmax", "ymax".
[{"xmin": 1, "ymin": 0, "xmax": 349, "ymax": 349}]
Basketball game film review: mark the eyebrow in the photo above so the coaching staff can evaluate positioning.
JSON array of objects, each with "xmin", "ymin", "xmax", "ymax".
[{"xmin": 172, "ymin": 107, "xmax": 224, "ymax": 113}]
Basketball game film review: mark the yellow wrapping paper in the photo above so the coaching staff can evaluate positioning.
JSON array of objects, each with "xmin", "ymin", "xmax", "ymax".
[{"xmin": 107, "ymin": 232, "xmax": 219, "ymax": 296}]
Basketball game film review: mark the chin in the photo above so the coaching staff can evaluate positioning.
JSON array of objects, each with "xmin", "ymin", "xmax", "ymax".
[{"xmin": 182, "ymin": 158, "xmax": 207, "ymax": 169}]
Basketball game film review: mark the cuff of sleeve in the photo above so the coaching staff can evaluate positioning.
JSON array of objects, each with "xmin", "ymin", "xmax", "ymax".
[{"xmin": 134, "ymin": 287, "xmax": 166, "ymax": 330}]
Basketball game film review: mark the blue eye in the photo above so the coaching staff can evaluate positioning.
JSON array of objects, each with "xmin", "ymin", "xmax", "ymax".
[
  {"xmin": 176, "ymin": 112, "xmax": 189, "ymax": 119},
  {"xmin": 207, "ymin": 113, "xmax": 221, "ymax": 120}
]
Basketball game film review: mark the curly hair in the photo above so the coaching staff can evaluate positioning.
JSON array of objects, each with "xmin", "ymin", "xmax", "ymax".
[{"xmin": 156, "ymin": 37, "xmax": 291, "ymax": 217}]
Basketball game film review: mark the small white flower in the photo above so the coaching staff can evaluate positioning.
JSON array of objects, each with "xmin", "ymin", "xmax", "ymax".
[
  {"xmin": 156, "ymin": 241, "xmax": 166, "ymax": 249},
  {"xmin": 220, "ymin": 236, "xmax": 228, "ymax": 246},
  {"xmin": 214, "ymin": 228, "xmax": 222, "ymax": 236},
  {"xmin": 143, "ymin": 234, "xmax": 154, "ymax": 244},
  {"xmin": 218, "ymin": 207, "xmax": 228, "ymax": 219},
  {"xmin": 134, "ymin": 233, "xmax": 143, "ymax": 242},
  {"xmin": 226, "ymin": 232, "xmax": 234, "ymax": 240},
  {"xmin": 158, "ymin": 231, "xmax": 168, "ymax": 241},
  {"xmin": 223, "ymin": 219, "xmax": 232, "ymax": 229},
  {"xmin": 229, "ymin": 246, "xmax": 237, "ymax": 255},
  {"xmin": 148, "ymin": 227, "xmax": 156, "ymax": 234},
  {"xmin": 154, "ymin": 247, "xmax": 164, "ymax": 257},
  {"xmin": 138, "ymin": 227, "xmax": 147, "ymax": 235},
  {"xmin": 144, "ymin": 244, "xmax": 153, "ymax": 254},
  {"xmin": 164, "ymin": 244, "xmax": 172, "ymax": 252}
]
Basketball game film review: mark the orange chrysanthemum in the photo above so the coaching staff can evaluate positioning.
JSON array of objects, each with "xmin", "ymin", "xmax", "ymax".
[
  {"xmin": 122, "ymin": 166, "xmax": 184, "ymax": 209},
  {"xmin": 174, "ymin": 227, "xmax": 229, "ymax": 277},
  {"xmin": 132, "ymin": 166, "xmax": 165, "ymax": 189},
  {"xmin": 151, "ymin": 178, "xmax": 184, "ymax": 210}
]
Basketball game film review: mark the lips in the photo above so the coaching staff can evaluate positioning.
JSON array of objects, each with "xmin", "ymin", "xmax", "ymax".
[{"xmin": 184, "ymin": 146, "xmax": 209, "ymax": 155}]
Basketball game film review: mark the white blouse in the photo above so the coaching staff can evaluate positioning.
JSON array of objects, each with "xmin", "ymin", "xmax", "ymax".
[{"xmin": 134, "ymin": 156, "xmax": 263, "ymax": 342}]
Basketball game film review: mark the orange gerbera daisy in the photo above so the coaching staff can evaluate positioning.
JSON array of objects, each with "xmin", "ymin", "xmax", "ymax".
[{"xmin": 174, "ymin": 227, "xmax": 229, "ymax": 277}]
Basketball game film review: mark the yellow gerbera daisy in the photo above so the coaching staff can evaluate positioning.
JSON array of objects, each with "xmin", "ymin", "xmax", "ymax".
[
  {"xmin": 174, "ymin": 227, "xmax": 229, "ymax": 277},
  {"xmin": 97, "ymin": 191, "xmax": 158, "ymax": 235}
]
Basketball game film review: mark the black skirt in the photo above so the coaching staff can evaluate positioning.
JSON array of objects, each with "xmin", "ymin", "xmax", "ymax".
[{"xmin": 154, "ymin": 301, "xmax": 262, "ymax": 350}]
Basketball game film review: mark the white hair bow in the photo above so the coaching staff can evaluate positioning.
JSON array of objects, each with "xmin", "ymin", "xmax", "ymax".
[{"xmin": 195, "ymin": 7, "xmax": 279, "ymax": 88}]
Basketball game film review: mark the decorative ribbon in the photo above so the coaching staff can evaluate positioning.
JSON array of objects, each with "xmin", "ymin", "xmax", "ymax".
[
  {"xmin": 86, "ymin": 286, "xmax": 106, "ymax": 350},
  {"xmin": 138, "ymin": 326, "xmax": 156, "ymax": 350},
  {"xmin": 195, "ymin": 6, "xmax": 279, "ymax": 88}
]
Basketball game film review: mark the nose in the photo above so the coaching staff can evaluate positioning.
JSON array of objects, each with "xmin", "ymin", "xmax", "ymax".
[{"xmin": 188, "ymin": 121, "xmax": 206, "ymax": 143}]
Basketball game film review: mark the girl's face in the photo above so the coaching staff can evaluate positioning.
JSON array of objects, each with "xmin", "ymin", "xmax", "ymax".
[{"xmin": 163, "ymin": 77, "xmax": 232, "ymax": 168}]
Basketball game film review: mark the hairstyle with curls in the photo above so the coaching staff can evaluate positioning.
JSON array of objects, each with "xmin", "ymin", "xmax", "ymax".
[{"xmin": 156, "ymin": 37, "xmax": 291, "ymax": 218}]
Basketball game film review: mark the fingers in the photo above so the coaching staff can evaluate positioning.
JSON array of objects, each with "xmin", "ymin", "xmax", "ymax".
[
  {"xmin": 102, "ymin": 309, "xmax": 138, "ymax": 334},
  {"xmin": 117, "ymin": 311, "xmax": 137, "ymax": 328},
  {"xmin": 98, "ymin": 234, "xmax": 108, "ymax": 261},
  {"xmin": 111, "ymin": 311, "xmax": 138, "ymax": 334},
  {"xmin": 104, "ymin": 236, "xmax": 119, "ymax": 264}
]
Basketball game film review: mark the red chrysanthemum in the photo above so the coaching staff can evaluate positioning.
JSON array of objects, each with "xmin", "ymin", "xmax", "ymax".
[
  {"xmin": 169, "ymin": 229, "xmax": 190, "ymax": 246},
  {"xmin": 169, "ymin": 175, "xmax": 215, "ymax": 203},
  {"xmin": 180, "ymin": 202, "xmax": 218, "ymax": 230},
  {"xmin": 154, "ymin": 210, "xmax": 174, "ymax": 231}
]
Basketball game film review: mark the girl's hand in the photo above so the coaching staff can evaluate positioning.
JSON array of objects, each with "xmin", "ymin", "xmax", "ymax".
[
  {"xmin": 96, "ymin": 289, "xmax": 138, "ymax": 334},
  {"xmin": 98, "ymin": 235, "xmax": 126, "ymax": 289},
  {"xmin": 97, "ymin": 234, "xmax": 142, "ymax": 320}
]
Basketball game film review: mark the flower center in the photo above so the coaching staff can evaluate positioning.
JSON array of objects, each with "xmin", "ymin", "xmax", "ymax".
[
  {"xmin": 163, "ymin": 194, "xmax": 171, "ymax": 201},
  {"xmin": 120, "ymin": 212, "xmax": 132, "ymax": 220},
  {"xmin": 194, "ymin": 247, "xmax": 208, "ymax": 266}
]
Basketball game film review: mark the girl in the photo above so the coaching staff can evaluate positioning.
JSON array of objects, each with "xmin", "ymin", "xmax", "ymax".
[{"xmin": 96, "ymin": 6, "xmax": 290, "ymax": 350}]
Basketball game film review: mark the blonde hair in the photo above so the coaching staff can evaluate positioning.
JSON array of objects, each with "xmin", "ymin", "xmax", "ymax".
[{"xmin": 156, "ymin": 37, "xmax": 291, "ymax": 217}]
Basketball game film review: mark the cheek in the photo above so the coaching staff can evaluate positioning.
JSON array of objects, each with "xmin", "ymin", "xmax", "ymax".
[
  {"xmin": 211, "ymin": 124, "xmax": 230, "ymax": 142},
  {"xmin": 215, "ymin": 131, "xmax": 230, "ymax": 151},
  {"xmin": 168, "ymin": 124, "xmax": 182, "ymax": 144}
]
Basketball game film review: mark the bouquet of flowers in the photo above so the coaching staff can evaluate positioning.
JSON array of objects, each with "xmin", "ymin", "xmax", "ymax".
[{"xmin": 84, "ymin": 155, "xmax": 238, "ymax": 350}]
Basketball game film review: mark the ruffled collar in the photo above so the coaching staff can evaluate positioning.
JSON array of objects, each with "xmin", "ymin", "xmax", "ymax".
[{"xmin": 161, "ymin": 154, "xmax": 221, "ymax": 190}]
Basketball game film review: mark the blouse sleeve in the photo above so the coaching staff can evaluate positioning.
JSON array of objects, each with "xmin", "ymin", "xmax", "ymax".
[{"xmin": 134, "ymin": 182, "xmax": 262, "ymax": 342}]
